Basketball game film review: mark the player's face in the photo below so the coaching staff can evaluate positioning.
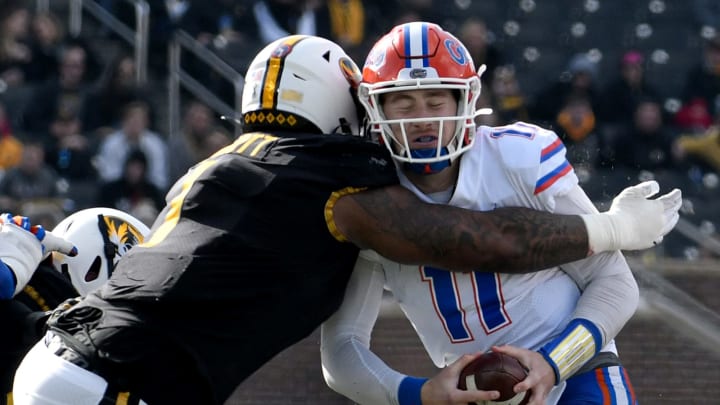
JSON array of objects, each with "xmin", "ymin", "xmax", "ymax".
[{"xmin": 381, "ymin": 89, "xmax": 458, "ymax": 152}]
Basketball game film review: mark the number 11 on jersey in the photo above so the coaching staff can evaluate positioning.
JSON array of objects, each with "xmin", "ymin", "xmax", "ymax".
[{"xmin": 421, "ymin": 267, "xmax": 512, "ymax": 342}]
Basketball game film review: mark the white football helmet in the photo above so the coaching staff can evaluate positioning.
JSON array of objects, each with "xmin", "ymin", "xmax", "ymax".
[
  {"xmin": 241, "ymin": 35, "xmax": 363, "ymax": 135},
  {"xmin": 359, "ymin": 22, "xmax": 485, "ymax": 167},
  {"xmin": 50, "ymin": 207, "xmax": 150, "ymax": 296}
]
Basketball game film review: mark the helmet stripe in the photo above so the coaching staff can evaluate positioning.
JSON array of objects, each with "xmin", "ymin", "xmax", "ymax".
[
  {"xmin": 260, "ymin": 35, "xmax": 306, "ymax": 110},
  {"xmin": 421, "ymin": 22, "xmax": 429, "ymax": 67},
  {"xmin": 405, "ymin": 22, "xmax": 430, "ymax": 69},
  {"xmin": 403, "ymin": 24, "xmax": 412, "ymax": 68}
]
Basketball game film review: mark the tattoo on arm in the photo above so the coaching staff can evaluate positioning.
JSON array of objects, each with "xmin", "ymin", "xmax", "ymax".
[{"xmin": 350, "ymin": 186, "xmax": 589, "ymax": 273}]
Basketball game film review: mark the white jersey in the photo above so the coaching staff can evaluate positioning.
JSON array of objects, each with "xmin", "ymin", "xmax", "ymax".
[
  {"xmin": 382, "ymin": 122, "xmax": 595, "ymax": 367},
  {"xmin": 321, "ymin": 122, "xmax": 634, "ymax": 405}
]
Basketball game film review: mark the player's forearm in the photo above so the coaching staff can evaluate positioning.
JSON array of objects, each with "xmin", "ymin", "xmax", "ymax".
[
  {"xmin": 341, "ymin": 186, "xmax": 590, "ymax": 273},
  {"xmin": 570, "ymin": 254, "xmax": 639, "ymax": 346}
]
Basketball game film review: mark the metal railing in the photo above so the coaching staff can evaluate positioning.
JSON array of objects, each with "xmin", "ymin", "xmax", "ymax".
[
  {"xmin": 67, "ymin": 0, "xmax": 149, "ymax": 84},
  {"xmin": 168, "ymin": 30, "xmax": 245, "ymax": 138}
]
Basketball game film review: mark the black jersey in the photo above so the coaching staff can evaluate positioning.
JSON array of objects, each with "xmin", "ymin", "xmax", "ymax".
[
  {"xmin": 1, "ymin": 262, "xmax": 78, "ymax": 403},
  {"xmin": 68, "ymin": 131, "xmax": 398, "ymax": 403}
]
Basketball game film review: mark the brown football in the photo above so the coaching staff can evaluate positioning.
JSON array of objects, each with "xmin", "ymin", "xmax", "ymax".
[{"xmin": 457, "ymin": 352, "xmax": 530, "ymax": 405}]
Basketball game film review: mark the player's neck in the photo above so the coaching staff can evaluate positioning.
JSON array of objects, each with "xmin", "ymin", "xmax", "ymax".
[{"xmin": 403, "ymin": 162, "xmax": 459, "ymax": 195}]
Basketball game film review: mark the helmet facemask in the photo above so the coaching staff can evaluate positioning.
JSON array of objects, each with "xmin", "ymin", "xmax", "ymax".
[
  {"xmin": 359, "ymin": 22, "xmax": 489, "ymax": 172},
  {"xmin": 359, "ymin": 76, "xmax": 483, "ymax": 167}
]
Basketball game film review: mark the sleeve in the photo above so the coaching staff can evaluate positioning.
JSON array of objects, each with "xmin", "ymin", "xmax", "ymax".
[
  {"xmin": 95, "ymin": 136, "xmax": 123, "ymax": 183},
  {"xmin": 530, "ymin": 124, "xmax": 578, "ymax": 203},
  {"xmin": 321, "ymin": 251, "xmax": 419, "ymax": 405},
  {"xmin": 0, "ymin": 221, "xmax": 43, "ymax": 298},
  {"xmin": 491, "ymin": 122, "xmax": 577, "ymax": 207},
  {"xmin": 538, "ymin": 185, "xmax": 638, "ymax": 382}
]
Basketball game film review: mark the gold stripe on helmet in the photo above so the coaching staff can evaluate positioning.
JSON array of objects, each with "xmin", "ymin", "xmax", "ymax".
[{"xmin": 261, "ymin": 35, "xmax": 306, "ymax": 110}]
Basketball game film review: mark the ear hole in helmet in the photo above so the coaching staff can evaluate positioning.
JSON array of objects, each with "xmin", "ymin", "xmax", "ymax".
[{"xmin": 84, "ymin": 256, "xmax": 102, "ymax": 282}]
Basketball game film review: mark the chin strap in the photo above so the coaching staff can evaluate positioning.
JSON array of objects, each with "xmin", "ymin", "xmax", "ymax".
[{"xmin": 403, "ymin": 147, "xmax": 452, "ymax": 174}]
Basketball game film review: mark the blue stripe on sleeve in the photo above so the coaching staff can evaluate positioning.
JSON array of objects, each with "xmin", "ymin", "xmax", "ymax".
[{"xmin": 0, "ymin": 259, "xmax": 17, "ymax": 299}]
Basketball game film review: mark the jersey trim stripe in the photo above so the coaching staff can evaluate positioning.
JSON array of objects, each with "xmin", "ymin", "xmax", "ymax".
[
  {"xmin": 540, "ymin": 138, "xmax": 564, "ymax": 162},
  {"xmin": 534, "ymin": 160, "xmax": 572, "ymax": 194},
  {"xmin": 621, "ymin": 367, "xmax": 637, "ymax": 404},
  {"xmin": 594, "ymin": 368, "xmax": 613, "ymax": 405}
]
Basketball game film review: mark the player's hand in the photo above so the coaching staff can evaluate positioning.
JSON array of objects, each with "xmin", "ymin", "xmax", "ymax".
[
  {"xmin": 0, "ymin": 213, "xmax": 77, "ymax": 257},
  {"xmin": 582, "ymin": 181, "xmax": 682, "ymax": 253},
  {"xmin": 492, "ymin": 345, "xmax": 555, "ymax": 405},
  {"xmin": 421, "ymin": 353, "xmax": 501, "ymax": 405}
]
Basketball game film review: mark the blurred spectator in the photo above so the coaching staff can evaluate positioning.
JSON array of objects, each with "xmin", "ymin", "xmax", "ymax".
[
  {"xmin": 489, "ymin": 65, "xmax": 529, "ymax": 125},
  {"xmin": 110, "ymin": 0, "xmax": 177, "ymax": 76},
  {"xmin": 16, "ymin": 198, "xmax": 65, "ymax": 229},
  {"xmin": 529, "ymin": 53, "xmax": 602, "ymax": 127},
  {"xmin": 20, "ymin": 41, "xmax": 96, "ymax": 137},
  {"xmin": 598, "ymin": 50, "xmax": 662, "ymax": 125},
  {"xmin": 199, "ymin": 0, "xmax": 386, "ymax": 48},
  {"xmin": 0, "ymin": 101, "xmax": 23, "ymax": 172},
  {"xmin": 681, "ymin": 36, "xmax": 720, "ymax": 119},
  {"xmin": 599, "ymin": 97, "xmax": 677, "ymax": 172},
  {"xmin": 177, "ymin": 0, "xmax": 238, "ymax": 45},
  {"xmin": 673, "ymin": 108, "xmax": 720, "ymax": 174},
  {"xmin": 95, "ymin": 101, "xmax": 169, "ymax": 191},
  {"xmin": 25, "ymin": 11, "xmax": 66, "ymax": 83},
  {"xmin": 391, "ymin": 0, "xmax": 437, "ymax": 24},
  {"xmin": 554, "ymin": 94, "xmax": 598, "ymax": 168},
  {"xmin": 0, "ymin": 1, "xmax": 31, "ymax": 88},
  {"xmin": 456, "ymin": 17, "xmax": 503, "ymax": 80},
  {"xmin": 0, "ymin": 141, "xmax": 62, "ymax": 212},
  {"xmin": 674, "ymin": 97, "xmax": 714, "ymax": 133},
  {"xmin": 97, "ymin": 148, "xmax": 165, "ymax": 227},
  {"xmin": 43, "ymin": 110, "xmax": 98, "ymax": 181},
  {"xmin": 83, "ymin": 51, "xmax": 154, "ymax": 135},
  {"xmin": 167, "ymin": 100, "xmax": 230, "ymax": 182}
]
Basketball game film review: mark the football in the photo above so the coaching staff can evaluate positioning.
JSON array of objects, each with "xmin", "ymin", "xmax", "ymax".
[{"xmin": 457, "ymin": 352, "xmax": 530, "ymax": 405}]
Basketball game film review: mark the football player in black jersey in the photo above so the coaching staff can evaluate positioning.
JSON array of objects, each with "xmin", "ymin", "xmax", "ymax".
[
  {"xmin": 0, "ymin": 209, "xmax": 149, "ymax": 405},
  {"xmin": 12, "ymin": 35, "xmax": 681, "ymax": 405}
]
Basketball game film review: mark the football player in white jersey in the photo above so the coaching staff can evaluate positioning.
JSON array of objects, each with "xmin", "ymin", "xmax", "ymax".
[{"xmin": 321, "ymin": 22, "xmax": 679, "ymax": 405}]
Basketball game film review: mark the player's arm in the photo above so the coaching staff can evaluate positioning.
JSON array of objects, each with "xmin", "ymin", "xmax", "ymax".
[
  {"xmin": 536, "ymin": 185, "xmax": 638, "ymax": 383},
  {"xmin": 0, "ymin": 214, "xmax": 77, "ymax": 299},
  {"xmin": 320, "ymin": 252, "xmax": 496, "ymax": 405},
  {"xmin": 495, "ymin": 185, "xmax": 642, "ymax": 405},
  {"xmin": 333, "ymin": 181, "xmax": 681, "ymax": 273}
]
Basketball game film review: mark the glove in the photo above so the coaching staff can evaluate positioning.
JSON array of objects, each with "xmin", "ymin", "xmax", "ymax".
[
  {"xmin": 0, "ymin": 213, "xmax": 78, "ymax": 257},
  {"xmin": 0, "ymin": 214, "xmax": 77, "ymax": 297},
  {"xmin": 581, "ymin": 181, "xmax": 682, "ymax": 253}
]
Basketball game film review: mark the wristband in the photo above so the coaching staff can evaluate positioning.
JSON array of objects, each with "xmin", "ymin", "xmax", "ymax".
[
  {"xmin": 538, "ymin": 318, "xmax": 601, "ymax": 384},
  {"xmin": 398, "ymin": 376, "xmax": 428, "ymax": 405}
]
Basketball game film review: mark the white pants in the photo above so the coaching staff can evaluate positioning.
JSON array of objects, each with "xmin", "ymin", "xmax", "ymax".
[{"xmin": 12, "ymin": 333, "xmax": 147, "ymax": 405}]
